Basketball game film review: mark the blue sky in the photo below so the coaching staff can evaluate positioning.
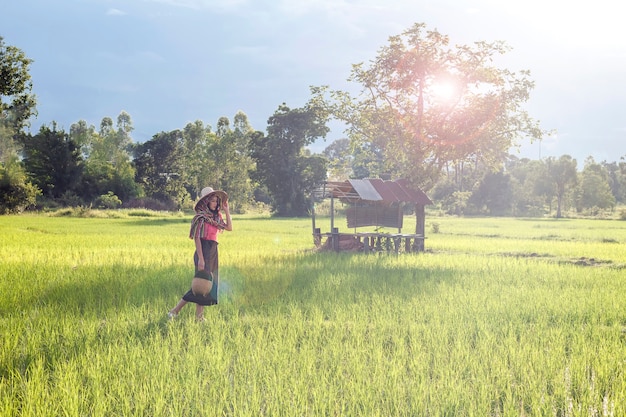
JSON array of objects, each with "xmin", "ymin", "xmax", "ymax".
[{"xmin": 2, "ymin": 0, "xmax": 625, "ymax": 164}]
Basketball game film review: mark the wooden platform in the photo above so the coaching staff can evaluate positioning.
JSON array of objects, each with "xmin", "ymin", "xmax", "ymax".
[{"xmin": 314, "ymin": 229, "xmax": 425, "ymax": 253}]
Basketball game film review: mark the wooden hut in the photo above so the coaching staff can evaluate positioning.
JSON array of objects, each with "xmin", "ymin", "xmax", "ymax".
[{"xmin": 312, "ymin": 178, "xmax": 433, "ymax": 253}]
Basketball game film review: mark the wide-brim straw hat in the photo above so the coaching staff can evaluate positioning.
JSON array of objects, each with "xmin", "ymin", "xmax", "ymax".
[{"xmin": 194, "ymin": 186, "xmax": 228, "ymax": 211}]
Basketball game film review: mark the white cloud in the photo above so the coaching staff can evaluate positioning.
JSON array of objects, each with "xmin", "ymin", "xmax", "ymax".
[
  {"xmin": 106, "ymin": 8, "xmax": 127, "ymax": 16},
  {"xmin": 140, "ymin": 0, "xmax": 249, "ymax": 12},
  {"xmin": 481, "ymin": 0, "xmax": 626, "ymax": 50}
]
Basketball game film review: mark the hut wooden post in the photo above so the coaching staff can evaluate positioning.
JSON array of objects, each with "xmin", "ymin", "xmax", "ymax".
[
  {"xmin": 330, "ymin": 195, "xmax": 339, "ymax": 251},
  {"xmin": 414, "ymin": 203, "xmax": 426, "ymax": 251},
  {"xmin": 330, "ymin": 194, "xmax": 335, "ymax": 231},
  {"xmin": 311, "ymin": 200, "xmax": 321, "ymax": 246},
  {"xmin": 397, "ymin": 204, "xmax": 402, "ymax": 234}
]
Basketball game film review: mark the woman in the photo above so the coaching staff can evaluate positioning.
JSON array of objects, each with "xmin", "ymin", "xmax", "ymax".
[{"xmin": 168, "ymin": 187, "xmax": 232, "ymax": 321}]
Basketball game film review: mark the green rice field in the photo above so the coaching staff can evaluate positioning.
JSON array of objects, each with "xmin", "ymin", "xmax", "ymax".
[{"xmin": 1, "ymin": 212, "xmax": 625, "ymax": 416}]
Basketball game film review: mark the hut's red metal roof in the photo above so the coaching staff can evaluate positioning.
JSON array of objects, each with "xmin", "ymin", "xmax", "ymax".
[{"xmin": 319, "ymin": 179, "xmax": 432, "ymax": 205}]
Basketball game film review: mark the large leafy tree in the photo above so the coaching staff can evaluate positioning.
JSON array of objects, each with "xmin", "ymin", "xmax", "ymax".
[
  {"xmin": 312, "ymin": 22, "xmax": 545, "ymax": 191},
  {"xmin": 181, "ymin": 119, "xmax": 214, "ymax": 198},
  {"xmin": 506, "ymin": 156, "xmax": 551, "ymax": 216},
  {"xmin": 90, "ymin": 112, "xmax": 134, "ymax": 168},
  {"xmin": 577, "ymin": 157, "xmax": 615, "ymax": 212},
  {"xmin": 250, "ymin": 103, "xmax": 329, "ymax": 216},
  {"xmin": 322, "ymin": 138, "xmax": 354, "ymax": 180},
  {"xmin": 0, "ymin": 37, "xmax": 39, "ymax": 211},
  {"xmin": 70, "ymin": 114, "xmax": 139, "ymax": 203},
  {"xmin": 133, "ymin": 130, "xmax": 188, "ymax": 209},
  {"xmin": 469, "ymin": 170, "xmax": 513, "ymax": 216},
  {"xmin": 545, "ymin": 155, "xmax": 578, "ymax": 218},
  {"xmin": 211, "ymin": 112, "xmax": 255, "ymax": 212},
  {"xmin": 21, "ymin": 123, "xmax": 83, "ymax": 200},
  {"xmin": 180, "ymin": 112, "xmax": 255, "ymax": 211},
  {"xmin": 0, "ymin": 37, "xmax": 37, "ymax": 135},
  {"xmin": 0, "ymin": 154, "xmax": 39, "ymax": 213},
  {"xmin": 602, "ymin": 159, "xmax": 626, "ymax": 204}
]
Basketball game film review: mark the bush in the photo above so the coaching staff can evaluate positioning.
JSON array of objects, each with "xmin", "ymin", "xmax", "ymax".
[
  {"xmin": 95, "ymin": 192, "xmax": 122, "ymax": 209},
  {"xmin": 0, "ymin": 160, "xmax": 40, "ymax": 214},
  {"xmin": 58, "ymin": 191, "xmax": 84, "ymax": 208},
  {"xmin": 122, "ymin": 197, "xmax": 177, "ymax": 211},
  {"xmin": 0, "ymin": 181, "xmax": 40, "ymax": 214}
]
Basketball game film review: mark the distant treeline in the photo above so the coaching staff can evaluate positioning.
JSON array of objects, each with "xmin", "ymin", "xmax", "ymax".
[{"xmin": 3, "ymin": 110, "xmax": 625, "ymax": 219}]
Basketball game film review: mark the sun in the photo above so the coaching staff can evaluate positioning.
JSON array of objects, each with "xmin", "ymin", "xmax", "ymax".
[{"xmin": 430, "ymin": 81, "xmax": 457, "ymax": 103}]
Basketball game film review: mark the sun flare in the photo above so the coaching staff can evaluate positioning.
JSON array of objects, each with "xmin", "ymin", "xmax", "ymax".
[{"xmin": 431, "ymin": 81, "xmax": 457, "ymax": 102}]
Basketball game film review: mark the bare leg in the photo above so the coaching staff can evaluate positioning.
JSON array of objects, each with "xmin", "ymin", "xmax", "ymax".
[
  {"xmin": 169, "ymin": 299, "xmax": 188, "ymax": 317},
  {"xmin": 195, "ymin": 304, "xmax": 204, "ymax": 321}
]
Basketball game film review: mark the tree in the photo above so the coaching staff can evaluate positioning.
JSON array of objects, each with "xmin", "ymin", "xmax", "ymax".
[
  {"xmin": 577, "ymin": 157, "xmax": 615, "ymax": 213},
  {"xmin": 311, "ymin": 23, "xmax": 546, "ymax": 229},
  {"xmin": 21, "ymin": 123, "xmax": 83, "ymax": 200},
  {"xmin": 0, "ymin": 37, "xmax": 39, "ymax": 211},
  {"xmin": 0, "ymin": 153, "xmax": 39, "ymax": 213},
  {"xmin": 70, "ymin": 113, "xmax": 139, "ymax": 203},
  {"xmin": 546, "ymin": 155, "xmax": 577, "ymax": 218},
  {"xmin": 0, "ymin": 37, "xmax": 37, "ymax": 134},
  {"xmin": 215, "ymin": 112, "xmax": 255, "ymax": 212},
  {"xmin": 179, "ymin": 112, "xmax": 255, "ymax": 212},
  {"xmin": 249, "ymin": 103, "xmax": 329, "ymax": 216},
  {"xmin": 469, "ymin": 170, "xmax": 513, "ymax": 216},
  {"xmin": 181, "ymin": 120, "xmax": 214, "ymax": 198},
  {"xmin": 602, "ymin": 160, "xmax": 626, "ymax": 204},
  {"xmin": 69, "ymin": 119, "xmax": 97, "ymax": 156},
  {"xmin": 133, "ymin": 130, "xmax": 188, "ymax": 209},
  {"xmin": 322, "ymin": 138, "xmax": 354, "ymax": 180},
  {"xmin": 90, "ymin": 112, "xmax": 134, "ymax": 168},
  {"xmin": 506, "ymin": 156, "xmax": 550, "ymax": 216}
]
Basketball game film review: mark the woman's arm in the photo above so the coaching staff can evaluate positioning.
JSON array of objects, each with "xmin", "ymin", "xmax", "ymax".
[
  {"xmin": 222, "ymin": 200, "xmax": 233, "ymax": 231},
  {"xmin": 195, "ymin": 236, "xmax": 205, "ymax": 270}
]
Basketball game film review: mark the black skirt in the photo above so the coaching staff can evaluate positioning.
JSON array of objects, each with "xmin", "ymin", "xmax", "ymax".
[{"xmin": 182, "ymin": 239, "xmax": 219, "ymax": 306}]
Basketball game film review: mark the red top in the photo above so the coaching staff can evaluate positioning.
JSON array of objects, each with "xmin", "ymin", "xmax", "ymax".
[{"xmin": 202, "ymin": 214, "xmax": 223, "ymax": 241}]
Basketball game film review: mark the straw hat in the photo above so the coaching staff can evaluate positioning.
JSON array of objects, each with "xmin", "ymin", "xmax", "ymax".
[{"xmin": 194, "ymin": 186, "xmax": 228, "ymax": 211}]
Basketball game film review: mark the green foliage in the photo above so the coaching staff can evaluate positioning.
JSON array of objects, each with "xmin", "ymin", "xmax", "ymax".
[
  {"xmin": 95, "ymin": 191, "xmax": 122, "ymax": 209},
  {"xmin": 321, "ymin": 137, "xmax": 352, "ymax": 180},
  {"xmin": 437, "ymin": 190, "xmax": 471, "ymax": 216},
  {"xmin": 0, "ymin": 37, "xmax": 37, "ymax": 131},
  {"xmin": 604, "ymin": 160, "xmax": 626, "ymax": 204},
  {"xmin": 133, "ymin": 130, "xmax": 188, "ymax": 209},
  {"xmin": 469, "ymin": 170, "xmax": 513, "ymax": 216},
  {"xmin": 20, "ymin": 123, "xmax": 83, "ymax": 199},
  {"xmin": 312, "ymin": 23, "xmax": 546, "ymax": 191},
  {"xmin": 71, "ymin": 113, "xmax": 139, "ymax": 204},
  {"xmin": 57, "ymin": 191, "xmax": 84, "ymax": 207},
  {"xmin": 577, "ymin": 157, "xmax": 616, "ymax": 211},
  {"xmin": 47, "ymin": 207, "xmax": 186, "ymax": 218},
  {"xmin": 122, "ymin": 197, "xmax": 177, "ymax": 211},
  {"xmin": 0, "ymin": 155, "xmax": 39, "ymax": 213},
  {"xmin": 546, "ymin": 155, "xmax": 578, "ymax": 218},
  {"xmin": 250, "ymin": 103, "xmax": 329, "ymax": 216},
  {"xmin": 181, "ymin": 120, "xmax": 216, "ymax": 199},
  {"xmin": 0, "ymin": 215, "xmax": 625, "ymax": 415},
  {"xmin": 208, "ymin": 113, "xmax": 256, "ymax": 211}
]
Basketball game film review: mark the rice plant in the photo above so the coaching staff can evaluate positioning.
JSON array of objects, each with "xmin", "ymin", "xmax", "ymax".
[{"xmin": 1, "ymin": 213, "xmax": 625, "ymax": 416}]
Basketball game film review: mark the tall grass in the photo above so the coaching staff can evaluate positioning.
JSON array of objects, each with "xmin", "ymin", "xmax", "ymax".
[{"xmin": 1, "ymin": 213, "xmax": 625, "ymax": 416}]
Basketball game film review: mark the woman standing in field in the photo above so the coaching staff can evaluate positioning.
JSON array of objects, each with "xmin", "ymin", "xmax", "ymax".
[{"xmin": 168, "ymin": 187, "xmax": 232, "ymax": 321}]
